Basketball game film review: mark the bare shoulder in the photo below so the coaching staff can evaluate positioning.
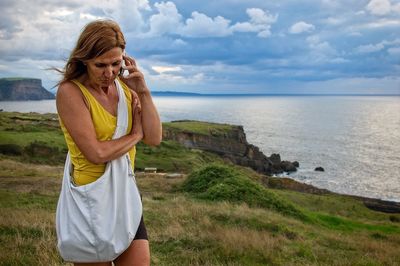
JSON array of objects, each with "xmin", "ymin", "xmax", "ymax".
[
  {"xmin": 56, "ymin": 80, "xmax": 88, "ymax": 115},
  {"xmin": 56, "ymin": 81, "xmax": 87, "ymax": 105},
  {"xmin": 57, "ymin": 81, "xmax": 81, "ymax": 100}
]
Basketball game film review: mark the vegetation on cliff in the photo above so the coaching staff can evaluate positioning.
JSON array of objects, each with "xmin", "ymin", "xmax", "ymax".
[
  {"xmin": 163, "ymin": 120, "xmax": 236, "ymax": 137},
  {"xmin": 0, "ymin": 111, "xmax": 399, "ymax": 265}
]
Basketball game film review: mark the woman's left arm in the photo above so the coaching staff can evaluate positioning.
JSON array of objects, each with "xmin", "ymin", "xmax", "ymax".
[{"xmin": 121, "ymin": 54, "xmax": 162, "ymax": 146}]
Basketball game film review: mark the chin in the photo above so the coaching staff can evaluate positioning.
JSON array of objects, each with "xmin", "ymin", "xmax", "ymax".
[{"xmin": 100, "ymin": 79, "xmax": 114, "ymax": 86}]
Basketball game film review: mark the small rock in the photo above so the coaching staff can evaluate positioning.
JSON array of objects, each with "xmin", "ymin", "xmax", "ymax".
[
  {"xmin": 292, "ymin": 161, "xmax": 300, "ymax": 168},
  {"xmin": 281, "ymin": 161, "xmax": 297, "ymax": 172},
  {"xmin": 269, "ymin": 153, "xmax": 281, "ymax": 164},
  {"xmin": 315, "ymin": 167, "xmax": 325, "ymax": 172}
]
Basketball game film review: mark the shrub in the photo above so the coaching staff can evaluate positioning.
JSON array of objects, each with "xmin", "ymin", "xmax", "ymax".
[
  {"xmin": 182, "ymin": 164, "xmax": 307, "ymax": 220},
  {"xmin": 23, "ymin": 141, "xmax": 65, "ymax": 164},
  {"xmin": 0, "ymin": 144, "xmax": 23, "ymax": 155}
]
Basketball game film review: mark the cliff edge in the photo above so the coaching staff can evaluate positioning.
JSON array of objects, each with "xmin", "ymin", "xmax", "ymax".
[
  {"xmin": 0, "ymin": 78, "xmax": 55, "ymax": 101},
  {"xmin": 163, "ymin": 120, "xmax": 299, "ymax": 175}
]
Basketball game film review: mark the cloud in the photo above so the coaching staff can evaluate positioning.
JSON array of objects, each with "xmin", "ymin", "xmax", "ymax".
[
  {"xmin": 306, "ymin": 36, "xmax": 335, "ymax": 54},
  {"xmin": 231, "ymin": 8, "xmax": 278, "ymax": 38},
  {"xmin": 347, "ymin": 18, "xmax": 400, "ymax": 32},
  {"xmin": 356, "ymin": 43, "xmax": 385, "ymax": 53},
  {"xmin": 110, "ymin": 0, "xmax": 151, "ymax": 32},
  {"xmin": 148, "ymin": 69, "xmax": 205, "ymax": 86},
  {"xmin": 0, "ymin": 0, "xmax": 399, "ymax": 94},
  {"xmin": 355, "ymin": 38, "xmax": 400, "ymax": 53},
  {"xmin": 0, "ymin": 0, "xmax": 154, "ymax": 61},
  {"xmin": 289, "ymin": 21, "xmax": 315, "ymax": 34},
  {"xmin": 146, "ymin": 3, "xmax": 277, "ymax": 38},
  {"xmin": 247, "ymin": 8, "xmax": 277, "ymax": 25},
  {"xmin": 147, "ymin": 1, "xmax": 182, "ymax": 36},
  {"xmin": 304, "ymin": 35, "xmax": 338, "ymax": 64},
  {"xmin": 180, "ymin": 12, "xmax": 232, "ymax": 37},
  {"xmin": 151, "ymin": 65, "xmax": 182, "ymax": 74},
  {"xmin": 366, "ymin": 0, "xmax": 400, "ymax": 15},
  {"xmin": 146, "ymin": 3, "xmax": 234, "ymax": 38},
  {"xmin": 324, "ymin": 17, "xmax": 345, "ymax": 26},
  {"xmin": 367, "ymin": 0, "xmax": 391, "ymax": 15}
]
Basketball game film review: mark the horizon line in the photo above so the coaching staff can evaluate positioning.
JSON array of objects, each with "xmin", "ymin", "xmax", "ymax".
[{"xmin": 152, "ymin": 91, "xmax": 400, "ymax": 96}]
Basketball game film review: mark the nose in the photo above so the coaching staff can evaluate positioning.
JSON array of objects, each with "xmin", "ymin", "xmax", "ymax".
[{"xmin": 103, "ymin": 65, "xmax": 114, "ymax": 78}]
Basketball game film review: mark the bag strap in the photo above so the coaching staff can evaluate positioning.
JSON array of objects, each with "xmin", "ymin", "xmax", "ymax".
[{"xmin": 112, "ymin": 78, "xmax": 129, "ymax": 139}]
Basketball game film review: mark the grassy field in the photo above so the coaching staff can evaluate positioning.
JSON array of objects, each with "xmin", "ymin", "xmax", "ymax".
[
  {"xmin": 0, "ymin": 112, "xmax": 399, "ymax": 265},
  {"xmin": 163, "ymin": 121, "xmax": 236, "ymax": 137},
  {"xmin": 0, "ymin": 160, "xmax": 399, "ymax": 265}
]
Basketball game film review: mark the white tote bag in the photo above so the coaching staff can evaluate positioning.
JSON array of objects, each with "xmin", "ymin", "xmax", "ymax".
[{"xmin": 56, "ymin": 79, "xmax": 142, "ymax": 263}]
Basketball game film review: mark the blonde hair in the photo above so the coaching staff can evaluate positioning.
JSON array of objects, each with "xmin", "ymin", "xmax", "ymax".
[{"xmin": 57, "ymin": 19, "xmax": 126, "ymax": 84}]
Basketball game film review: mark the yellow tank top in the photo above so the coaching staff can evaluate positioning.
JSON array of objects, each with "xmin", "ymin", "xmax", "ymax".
[{"xmin": 59, "ymin": 78, "xmax": 136, "ymax": 186}]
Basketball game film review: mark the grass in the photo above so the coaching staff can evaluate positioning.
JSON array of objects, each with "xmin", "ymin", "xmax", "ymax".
[
  {"xmin": 0, "ymin": 131, "xmax": 66, "ymax": 149},
  {"xmin": 0, "ymin": 162, "xmax": 399, "ymax": 265},
  {"xmin": 135, "ymin": 140, "xmax": 224, "ymax": 173},
  {"xmin": 163, "ymin": 120, "xmax": 236, "ymax": 137},
  {"xmin": 1, "ymin": 112, "xmax": 400, "ymax": 265}
]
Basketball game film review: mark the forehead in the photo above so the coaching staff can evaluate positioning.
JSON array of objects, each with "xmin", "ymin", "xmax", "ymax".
[{"xmin": 92, "ymin": 47, "xmax": 123, "ymax": 63}]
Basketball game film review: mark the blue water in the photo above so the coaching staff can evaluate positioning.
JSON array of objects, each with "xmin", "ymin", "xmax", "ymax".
[{"xmin": 1, "ymin": 95, "xmax": 400, "ymax": 201}]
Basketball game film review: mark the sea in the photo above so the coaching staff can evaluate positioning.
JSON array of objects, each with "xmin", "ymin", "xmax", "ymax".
[{"xmin": 1, "ymin": 95, "xmax": 400, "ymax": 202}]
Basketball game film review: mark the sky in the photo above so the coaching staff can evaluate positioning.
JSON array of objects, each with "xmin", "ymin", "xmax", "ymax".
[{"xmin": 0, "ymin": 0, "xmax": 399, "ymax": 94}]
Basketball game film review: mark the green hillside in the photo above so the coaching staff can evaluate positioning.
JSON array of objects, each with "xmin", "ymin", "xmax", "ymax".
[{"xmin": 0, "ymin": 112, "xmax": 399, "ymax": 265}]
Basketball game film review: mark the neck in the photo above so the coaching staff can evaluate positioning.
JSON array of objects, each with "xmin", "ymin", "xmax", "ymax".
[
  {"xmin": 83, "ymin": 77, "xmax": 112, "ymax": 95},
  {"xmin": 100, "ymin": 86, "xmax": 110, "ymax": 94}
]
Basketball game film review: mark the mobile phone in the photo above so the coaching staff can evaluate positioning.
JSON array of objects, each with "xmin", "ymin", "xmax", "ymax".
[{"xmin": 119, "ymin": 57, "xmax": 127, "ymax": 77}]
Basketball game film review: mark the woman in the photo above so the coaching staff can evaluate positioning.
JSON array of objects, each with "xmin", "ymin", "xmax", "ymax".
[{"xmin": 56, "ymin": 19, "xmax": 161, "ymax": 266}]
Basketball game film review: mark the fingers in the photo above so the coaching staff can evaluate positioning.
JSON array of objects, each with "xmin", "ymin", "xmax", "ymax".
[
  {"xmin": 123, "ymin": 64, "xmax": 140, "ymax": 75},
  {"xmin": 132, "ymin": 103, "xmax": 143, "ymax": 137},
  {"xmin": 132, "ymin": 97, "xmax": 141, "ymax": 114},
  {"xmin": 132, "ymin": 98, "xmax": 138, "ymax": 111},
  {"xmin": 120, "ymin": 61, "xmax": 144, "ymax": 81},
  {"xmin": 131, "ymin": 90, "xmax": 142, "ymax": 112},
  {"xmin": 132, "ymin": 98, "xmax": 141, "ymax": 120},
  {"xmin": 124, "ymin": 71, "xmax": 143, "ymax": 80},
  {"xmin": 123, "ymin": 54, "xmax": 137, "ymax": 67}
]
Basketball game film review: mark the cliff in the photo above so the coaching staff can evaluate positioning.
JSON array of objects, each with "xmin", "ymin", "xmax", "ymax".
[
  {"xmin": 0, "ymin": 78, "xmax": 55, "ymax": 101},
  {"xmin": 162, "ymin": 120, "xmax": 299, "ymax": 175}
]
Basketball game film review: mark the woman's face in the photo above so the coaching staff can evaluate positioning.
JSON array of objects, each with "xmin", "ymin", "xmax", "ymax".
[{"xmin": 85, "ymin": 47, "xmax": 123, "ymax": 88}]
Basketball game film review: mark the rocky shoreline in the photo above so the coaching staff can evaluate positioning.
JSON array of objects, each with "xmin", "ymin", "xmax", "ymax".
[
  {"xmin": 163, "ymin": 120, "xmax": 400, "ymax": 213},
  {"xmin": 266, "ymin": 177, "xmax": 400, "ymax": 213},
  {"xmin": 163, "ymin": 120, "xmax": 301, "ymax": 176}
]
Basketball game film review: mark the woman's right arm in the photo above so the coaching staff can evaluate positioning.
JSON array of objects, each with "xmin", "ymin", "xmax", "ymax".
[{"xmin": 56, "ymin": 81, "xmax": 143, "ymax": 164}]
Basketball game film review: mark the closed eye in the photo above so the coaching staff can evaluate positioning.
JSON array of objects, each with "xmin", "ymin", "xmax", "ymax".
[{"xmin": 94, "ymin": 61, "xmax": 121, "ymax": 68}]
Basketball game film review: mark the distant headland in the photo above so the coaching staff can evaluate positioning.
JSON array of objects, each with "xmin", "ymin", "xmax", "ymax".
[{"xmin": 0, "ymin": 78, "xmax": 55, "ymax": 101}]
